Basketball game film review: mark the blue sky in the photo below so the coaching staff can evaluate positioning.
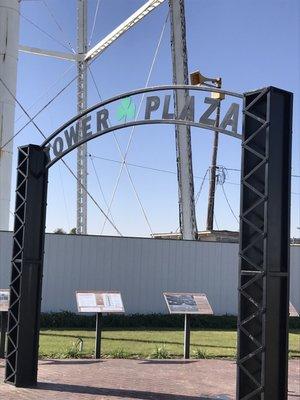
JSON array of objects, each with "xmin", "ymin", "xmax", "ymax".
[{"xmin": 11, "ymin": 0, "xmax": 300, "ymax": 237}]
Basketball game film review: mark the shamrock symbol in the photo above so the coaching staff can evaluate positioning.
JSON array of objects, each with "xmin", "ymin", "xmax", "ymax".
[{"xmin": 116, "ymin": 97, "xmax": 136, "ymax": 122}]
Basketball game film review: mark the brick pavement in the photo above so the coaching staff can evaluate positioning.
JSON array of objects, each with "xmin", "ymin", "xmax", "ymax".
[{"xmin": 0, "ymin": 359, "xmax": 299, "ymax": 400}]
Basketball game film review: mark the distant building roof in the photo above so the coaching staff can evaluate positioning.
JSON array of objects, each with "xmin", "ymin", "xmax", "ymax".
[{"xmin": 151, "ymin": 230, "xmax": 239, "ymax": 243}]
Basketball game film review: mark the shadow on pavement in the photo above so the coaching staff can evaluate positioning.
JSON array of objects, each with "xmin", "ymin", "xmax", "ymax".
[
  {"xmin": 139, "ymin": 360, "xmax": 197, "ymax": 365},
  {"xmin": 37, "ymin": 382, "xmax": 232, "ymax": 400},
  {"xmin": 41, "ymin": 359, "xmax": 102, "ymax": 366}
]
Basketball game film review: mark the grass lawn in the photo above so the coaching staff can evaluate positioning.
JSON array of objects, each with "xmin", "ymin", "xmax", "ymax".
[{"xmin": 39, "ymin": 329, "xmax": 300, "ymax": 359}]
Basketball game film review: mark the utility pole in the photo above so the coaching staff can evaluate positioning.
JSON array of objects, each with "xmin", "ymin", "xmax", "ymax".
[
  {"xmin": 169, "ymin": 0, "xmax": 197, "ymax": 240},
  {"xmin": 0, "ymin": 0, "xmax": 20, "ymax": 230},
  {"xmin": 189, "ymin": 70, "xmax": 223, "ymax": 232},
  {"xmin": 206, "ymin": 80, "xmax": 222, "ymax": 232},
  {"xmin": 77, "ymin": 0, "xmax": 88, "ymax": 234}
]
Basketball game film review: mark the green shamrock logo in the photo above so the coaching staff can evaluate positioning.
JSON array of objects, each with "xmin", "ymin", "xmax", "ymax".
[{"xmin": 116, "ymin": 97, "xmax": 136, "ymax": 122}]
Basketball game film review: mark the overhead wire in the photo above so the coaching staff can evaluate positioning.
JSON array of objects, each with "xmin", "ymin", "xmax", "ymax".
[
  {"xmin": 99, "ymin": 11, "xmax": 169, "ymax": 234},
  {"xmin": 19, "ymin": 11, "xmax": 72, "ymax": 52},
  {"xmin": 221, "ymin": 183, "xmax": 239, "ymax": 224},
  {"xmin": 1, "ymin": 70, "xmax": 77, "ymax": 150},
  {"xmin": 58, "ymin": 162, "xmax": 71, "ymax": 232},
  {"xmin": 42, "ymin": 0, "xmax": 76, "ymax": 53},
  {"xmin": 89, "ymin": 154, "xmax": 241, "ymax": 187},
  {"xmin": 14, "ymin": 63, "xmax": 75, "ymax": 126},
  {"xmin": 89, "ymin": 154, "xmax": 116, "ymax": 226},
  {"xmin": 195, "ymin": 168, "xmax": 209, "ymax": 204},
  {"xmin": 88, "ymin": 66, "xmax": 154, "ymax": 235},
  {"xmin": 88, "ymin": 0, "xmax": 101, "ymax": 47},
  {"xmin": 0, "ymin": 76, "xmax": 122, "ymax": 236}
]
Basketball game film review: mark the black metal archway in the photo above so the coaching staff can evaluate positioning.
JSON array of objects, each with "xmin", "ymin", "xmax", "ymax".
[{"xmin": 4, "ymin": 86, "xmax": 293, "ymax": 400}]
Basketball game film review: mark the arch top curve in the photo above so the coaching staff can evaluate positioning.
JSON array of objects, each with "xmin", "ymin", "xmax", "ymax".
[{"xmin": 43, "ymin": 84, "xmax": 243, "ymax": 168}]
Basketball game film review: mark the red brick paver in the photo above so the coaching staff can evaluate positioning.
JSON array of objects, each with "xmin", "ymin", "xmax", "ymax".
[{"xmin": 0, "ymin": 359, "xmax": 299, "ymax": 400}]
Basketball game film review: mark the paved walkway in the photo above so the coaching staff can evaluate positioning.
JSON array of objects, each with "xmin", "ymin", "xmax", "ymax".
[{"xmin": 0, "ymin": 359, "xmax": 299, "ymax": 399}]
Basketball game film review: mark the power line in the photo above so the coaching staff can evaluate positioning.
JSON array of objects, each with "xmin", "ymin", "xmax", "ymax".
[
  {"xmin": 88, "ymin": 153, "xmax": 241, "ymax": 186},
  {"xmin": 221, "ymin": 183, "xmax": 239, "ymax": 224},
  {"xmin": 226, "ymin": 166, "xmax": 300, "ymax": 179},
  {"xmin": 195, "ymin": 168, "xmax": 209, "ymax": 204}
]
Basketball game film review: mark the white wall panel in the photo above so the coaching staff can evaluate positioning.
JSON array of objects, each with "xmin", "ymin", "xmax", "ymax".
[{"xmin": 0, "ymin": 231, "xmax": 299, "ymax": 315}]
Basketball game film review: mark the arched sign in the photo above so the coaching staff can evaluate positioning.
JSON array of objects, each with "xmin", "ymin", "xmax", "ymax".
[
  {"xmin": 42, "ymin": 85, "xmax": 243, "ymax": 168},
  {"xmin": 5, "ymin": 85, "xmax": 293, "ymax": 400}
]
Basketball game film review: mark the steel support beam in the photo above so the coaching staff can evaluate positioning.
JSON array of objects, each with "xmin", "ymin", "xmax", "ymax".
[
  {"xmin": 0, "ymin": 0, "xmax": 20, "ymax": 230},
  {"xmin": 85, "ymin": 0, "xmax": 165, "ymax": 62},
  {"xmin": 5, "ymin": 145, "xmax": 48, "ymax": 387},
  {"xmin": 77, "ymin": 0, "xmax": 88, "ymax": 234},
  {"xmin": 19, "ymin": 45, "xmax": 78, "ymax": 62},
  {"xmin": 237, "ymin": 87, "xmax": 293, "ymax": 400},
  {"xmin": 169, "ymin": 0, "xmax": 197, "ymax": 240}
]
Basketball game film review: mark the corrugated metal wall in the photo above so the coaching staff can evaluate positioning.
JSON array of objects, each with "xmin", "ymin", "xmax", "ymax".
[{"xmin": 0, "ymin": 231, "xmax": 299, "ymax": 315}]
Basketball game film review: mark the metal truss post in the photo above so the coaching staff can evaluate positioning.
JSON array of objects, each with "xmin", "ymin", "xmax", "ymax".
[
  {"xmin": 5, "ymin": 145, "xmax": 49, "ymax": 387},
  {"xmin": 169, "ymin": 0, "xmax": 198, "ymax": 240},
  {"xmin": 77, "ymin": 0, "xmax": 88, "ymax": 234},
  {"xmin": 237, "ymin": 87, "xmax": 293, "ymax": 400}
]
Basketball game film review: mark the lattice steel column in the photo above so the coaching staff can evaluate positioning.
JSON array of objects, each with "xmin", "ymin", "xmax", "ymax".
[
  {"xmin": 5, "ymin": 145, "xmax": 49, "ymax": 387},
  {"xmin": 237, "ymin": 87, "xmax": 293, "ymax": 400},
  {"xmin": 77, "ymin": 0, "xmax": 88, "ymax": 234}
]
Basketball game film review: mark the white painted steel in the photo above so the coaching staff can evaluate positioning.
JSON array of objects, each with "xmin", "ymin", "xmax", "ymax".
[
  {"xmin": 85, "ymin": 0, "xmax": 166, "ymax": 62},
  {"xmin": 0, "ymin": 231, "xmax": 299, "ymax": 315},
  {"xmin": 169, "ymin": 0, "xmax": 197, "ymax": 240},
  {"xmin": 77, "ymin": 0, "xmax": 88, "ymax": 234},
  {"xmin": 0, "ymin": 0, "xmax": 20, "ymax": 230},
  {"xmin": 19, "ymin": 45, "xmax": 78, "ymax": 62}
]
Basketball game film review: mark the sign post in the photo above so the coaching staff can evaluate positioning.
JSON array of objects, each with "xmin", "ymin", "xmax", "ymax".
[
  {"xmin": 76, "ymin": 291, "xmax": 125, "ymax": 359},
  {"xmin": 0, "ymin": 290, "xmax": 9, "ymax": 358},
  {"xmin": 163, "ymin": 292, "xmax": 213, "ymax": 359},
  {"xmin": 183, "ymin": 313, "xmax": 191, "ymax": 359},
  {"xmin": 0, "ymin": 312, "xmax": 8, "ymax": 358},
  {"xmin": 95, "ymin": 313, "xmax": 102, "ymax": 359}
]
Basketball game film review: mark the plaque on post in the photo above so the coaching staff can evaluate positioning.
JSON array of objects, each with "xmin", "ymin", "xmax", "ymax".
[
  {"xmin": 0, "ymin": 290, "xmax": 9, "ymax": 358},
  {"xmin": 163, "ymin": 292, "xmax": 213, "ymax": 359},
  {"xmin": 76, "ymin": 291, "xmax": 125, "ymax": 359}
]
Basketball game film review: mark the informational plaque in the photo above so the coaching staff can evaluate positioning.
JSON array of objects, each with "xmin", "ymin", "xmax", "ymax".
[
  {"xmin": 0, "ymin": 289, "xmax": 9, "ymax": 312},
  {"xmin": 163, "ymin": 292, "xmax": 213, "ymax": 315},
  {"xmin": 76, "ymin": 291, "xmax": 124, "ymax": 313},
  {"xmin": 289, "ymin": 302, "xmax": 299, "ymax": 317}
]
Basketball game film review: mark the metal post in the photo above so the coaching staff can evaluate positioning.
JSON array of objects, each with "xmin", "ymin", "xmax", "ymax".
[
  {"xmin": 237, "ymin": 87, "xmax": 293, "ymax": 400},
  {"xmin": 95, "ymin": 313, "xmax": 102, "ymax": 359},
  {"xmin": 169, "ymin": 0, "xmax": 197, "ymax": 240},
  {"xmin": 0, "ymin": 0, "xmax": 20, "ymax": 230},
  {"xmin": 183, "ymin": 313, "xmax": 190, "ymax": 359},
  {"xmin": 77, "ymin": 0, "xmax": 88, "ymax": 234},
  {"xmin": 5, "ymin": 145, "xmax": 49, "ymax": 387},
  {"xmin": 0, "ymin": 312, "xmax": 7, "ymax": 358}
]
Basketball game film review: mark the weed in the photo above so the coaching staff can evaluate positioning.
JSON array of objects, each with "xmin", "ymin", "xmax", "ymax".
[
  {"xmin": 150, "ymin": 344, "xmax": 171, "ymax": 359},
  {"xmin": 106, "ymin": 348, "xmax": 130, "ymax": 359},
  {"xmin": 193, "ymin": 348, "xmax": 208, "ymax": 359}
]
